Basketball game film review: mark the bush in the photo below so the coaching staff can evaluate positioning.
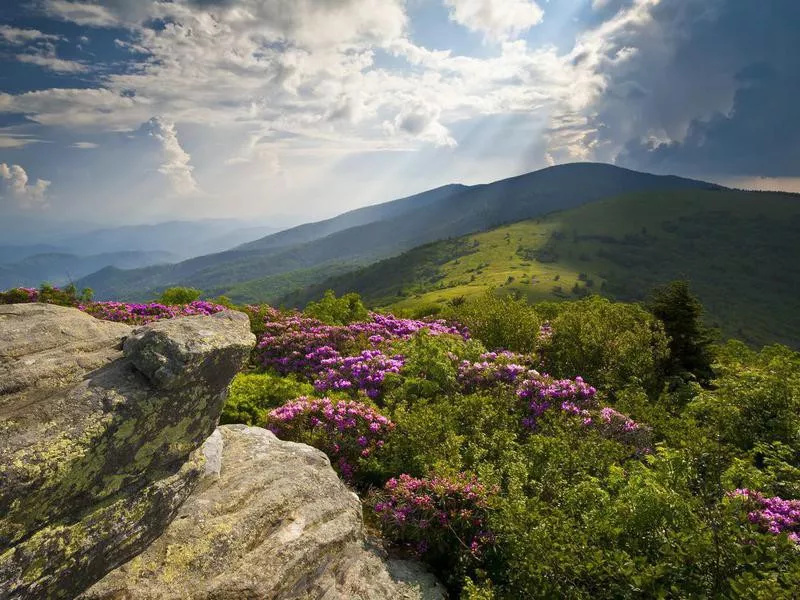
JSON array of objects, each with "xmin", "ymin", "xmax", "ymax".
[
  {"xmin": 304, "ymin": 290, "xmax": 369, "ymax": 325},
  {"xmin": 159, "ymin": 286, "xmax": 203, "ymax": 305},
  {"xmin": 547, "ymin": 296, "xmax": 669, "ymax": 395},
  {"xmin": 0, "ymin": 283, "xmax": 93, "ymax": 307},
  {"xmin": 266, "ymin": 397, "xmax": 394, "ymax": 482},
  {"xmin": 220, "ymin": 372, "xmax": 314, "ymax": 426},
  {"xmin": 372, "ymin": 473, "xmax": 495, "ymax": 588},
  {"xmin": 443, "ymin": 290, "xmax": 543, "ymax": 353}
]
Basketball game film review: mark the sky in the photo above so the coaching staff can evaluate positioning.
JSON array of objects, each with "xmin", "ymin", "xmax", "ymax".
[{"xmin": 0, "ymin": 0, "xmax": 798, "ymax": 227}]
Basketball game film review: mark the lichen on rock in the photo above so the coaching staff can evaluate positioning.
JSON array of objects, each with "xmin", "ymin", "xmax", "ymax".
[
  {"xmin": 0, "ymin": 305, "xmax": 255, "ymax": 599},
  {"xmin": 82, "ymin": 425, "xmax": 446, "ymax": 600}
]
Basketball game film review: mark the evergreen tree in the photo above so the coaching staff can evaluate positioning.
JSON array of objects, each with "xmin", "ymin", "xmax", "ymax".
[{"xmin": 647, "ymin": 280, "xmax": 716, "ymax": 384}]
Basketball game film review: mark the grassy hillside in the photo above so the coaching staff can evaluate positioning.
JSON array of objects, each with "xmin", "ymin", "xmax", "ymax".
[
  {"xmin": 281, "ymin": 189, "xmax": 800, "ymax": 348},
  {"xmin": 78, "ymin": 163, "xmax": 717, "ymax": 300}
]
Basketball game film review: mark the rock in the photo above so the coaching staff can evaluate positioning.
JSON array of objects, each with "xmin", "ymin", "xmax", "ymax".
[
  {"xmin": 0, "ymin": 305, "xmax": 255, "ymax": 600},
  {"xmin": 82, "ymin": 425, "xmax": 446, "ymax": 600},
  {"xmin": 0, "ymin": 303, "xmax": 131, "ymax": 397}
]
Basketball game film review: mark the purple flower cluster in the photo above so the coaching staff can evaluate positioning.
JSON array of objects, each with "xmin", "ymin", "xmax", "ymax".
[
  {"xmin": 314, "ymin": 349, "xmax": 405, "ymax": 400},
  {"xmin": 729, "ymin": 489, "xmax": 800, "ymax": 544},
  {"xmin": 517, "ymin": 374, "xmax": 598, "ymax": 429},
  {"xmin": 255, "ymin": 310, "xmax": 468, "ymax": 377},
  {"xmin": 18, "ymin": 287, "xmax": 39, "ymax": 301},
  {"xmin": 588, "ymin": 407, "xmax": 652, "ymax": 453},
  {"xmin": 457, "ymin": 351, "xmax": 532, "ymax": 391},
  {"xmin": 0, "ymin": 286, "xmax": 43, "ymax": 303},
  {"xmin": 538, "ymin": 321, "xmax": 554, "ymax": 343},
  {"xmin": 79, "ymin": 300, "xmax": 226, "ymax": 324},
  {"xmin": 267, "ymin": 396, "xmax": 394, "ymax": 481},
  {"xmin": 374, "ymin": 473, "xmax": 495, "ymax": 558}
]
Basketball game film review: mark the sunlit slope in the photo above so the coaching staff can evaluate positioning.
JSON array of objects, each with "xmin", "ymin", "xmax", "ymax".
[
  {"xmin": 78, "ymin": 163, "xmax": 714, "ymax": 300},
  {"xmin": 281, "ymin": 189, "xmax": 800, "ymax": 347}
]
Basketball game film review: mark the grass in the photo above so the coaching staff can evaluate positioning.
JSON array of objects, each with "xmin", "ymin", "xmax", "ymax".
[{"xmin": 283, "ymin": 189, "xmax": 800, "ymax": 348}]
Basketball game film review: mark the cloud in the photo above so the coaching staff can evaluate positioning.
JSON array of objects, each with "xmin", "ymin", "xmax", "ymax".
[
  {"xmin": 143, "ymin": 117, "xmax": 199, "ymax": 196},
  {"xmin": 549, "ymin": 0, "xmax": 800, "ymax": 178},
  {"xmin": 384, "ymin": 102, "xmax": 457, "ymax": 148},
  {"xmin": 71, "ymin": 141, "xmax": 99, "ymax": 149},
  {"xmin": 3, "ymin": 0, "xmax": 796, "ymax": 226},
  {"xmin": 0, "ymin": 164, "xmax": 51, "ymax": 209},
  {"xmin": 42, "ymin": 0, "xmax": 408, "ymax": 45},
  {"xmin": 16, "ymin": 46, "xmax": 89, "ymax": 73},
  {"xmin": 0, "ymin": 88, "xmax": 146, "ymax": 128},
  {"xmin": 42, "ymin": 1, "xmax": 121, "ymax": 27},
  {"xmin": 444, "ymin": 0, "xmax": 544, "ymax": 41},
  {"xmin": 0, "ymin": 25, "xmax": 62, "ymax": 45},
  {"xmin": 0, "ymin": 133, "xmax": 45, "ymax": 149}
]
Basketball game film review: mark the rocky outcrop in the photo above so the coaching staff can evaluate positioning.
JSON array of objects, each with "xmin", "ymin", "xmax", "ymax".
[
  {"xmin": 1, "ymin": 305, "xmax": 441, "ymax": 600},
  {"xmin": 82, "ymin": 425, "xmax": 446, "ymax": 600},
  {"xmin": 0, "ymin": 304, "xmax": 255, "ymax": 599}
]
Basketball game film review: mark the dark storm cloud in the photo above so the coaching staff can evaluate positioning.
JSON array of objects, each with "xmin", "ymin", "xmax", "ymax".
[{"xmin": 595, "ymin": 0, "xmax": 800, "ymax": 177}]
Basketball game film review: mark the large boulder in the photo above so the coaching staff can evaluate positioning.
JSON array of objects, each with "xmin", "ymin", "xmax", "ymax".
[
  {"xmin": 0, "ymin": 304, "xmax": 255, "ymax": 599},
  {"xmin": 82, "ymin": 425, "xmax": 446, "ymax": 600}
]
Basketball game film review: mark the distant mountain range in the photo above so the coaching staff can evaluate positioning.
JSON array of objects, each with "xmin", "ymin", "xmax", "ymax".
[
  {"xmin": 77, "ymin": 163, "xmax": 721, "ymax": 300},
  {"xmin": 0, "ymin": 220, "xmax": 282, "ymax": 289},
  {"xmin": 0, "ymin": 251, "xmax": 177, "ymax": 289}
]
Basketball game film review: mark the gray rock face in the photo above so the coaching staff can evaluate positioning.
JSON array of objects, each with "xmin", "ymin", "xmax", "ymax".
[
  {"xmin": 83, "ymin": 425, "xmax": 446, "ymax": 600},
  {"xmin": 0, "ymin": 305, "xmax": 255, "ymax": 600},
  {"xmin": 0, "ymin": 303, "xmax": 131, "ymax": 397}
]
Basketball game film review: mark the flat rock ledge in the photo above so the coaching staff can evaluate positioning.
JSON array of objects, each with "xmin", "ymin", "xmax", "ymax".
[
  {"xmin": 0, "ymin": 305, "xmax": 255, "ymax": 600},
  {"xmin": 82, "ymin": 425, "xmax": 446, "ymax": 600}
]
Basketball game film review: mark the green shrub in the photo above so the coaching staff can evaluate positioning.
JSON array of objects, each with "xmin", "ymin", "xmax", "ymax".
[
  {"xmin": 0, "ymin": 283, "xmax": 94, "ymax": 306},
  {"xmin": 384, "ymin": 331, "xmax": 486, "ymax": 408},
  {"xmin": 304, "ymin": 290, "xmax": 369, "ymax": 325},
  {"xmin": 159, "ymin": 286, "xmax": 202, "ymax": 305},
  {"xmin": 546, "ymin": 296, "xmax": 669, "ymax": 395},
  {"xmin": 443, "ymin": 290, "xmax": 543, "ymax": 353},
  {"xmin": 220, "ymin": 372, "xmax": 314, "ymax": 425}
]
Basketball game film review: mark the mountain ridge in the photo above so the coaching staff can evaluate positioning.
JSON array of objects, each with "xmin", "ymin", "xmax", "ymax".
[
  {"xmin": 278, "ymin": 188, "xmax": 800, "ymax": 347},
  {"xmin": 76, "ymin": 163, "xmax": 721, "ymax": 300}
]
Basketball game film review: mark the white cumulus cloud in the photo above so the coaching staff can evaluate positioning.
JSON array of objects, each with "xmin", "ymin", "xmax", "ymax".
[
  {"xmin": 444, "ymin": 0, "xmax": 544, "ymax": 42},
  {"xmin": 0, "ymin": 164, "xmax": 52, "ymax": 209},
  {"xmin": 144, "ymin": 117, "xmax": 199, "ymax": 196}
]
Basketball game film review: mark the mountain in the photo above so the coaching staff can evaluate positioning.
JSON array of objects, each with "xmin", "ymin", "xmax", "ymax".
[
  {"xmin": 0, "ymin": 244, "xmax": 69, "ymax": 264},
  {"xmin": 0, "ymin": 251, "xmax": 177, "ymax": 289},
  {"xmin": 54, "ymin": 220, "xmax": 281, "ymax": 259},
  {"xmin": 236, "ymin": 184, "xmax": 469, "ymax": 253},
  {"xmin": 77, "ymin": 163, "xmax": 719, "ymax": 301},
  {"xmin": 280, "ymin": 188, "xmax": 800, "ymax": 348}
]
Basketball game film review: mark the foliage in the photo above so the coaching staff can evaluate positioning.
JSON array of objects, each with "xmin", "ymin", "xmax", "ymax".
[
  {"xmin": 288, "ymin": 189, "xmax": 800, "ymax": 348},
  {"xmin": 79, "ymin": 300, "xmax": 226, "ymax": 324},
  {"xmin": 546, "ymin": 296, "xmax": 670, "ymax": 395},
  {"xmin": 247, "ymin": 294, "xmax": 800, "ymax": 598},
  {"xmin": 442, "ymin": 290, "xmax": 544, "ymax": 353},
  {"xmin": 15, "ymin": 279, "xmax": 798, "ymax": 597},
  {"xmin": 687, "ymin": 341, "xmax": 800, "ymax": 452},
  {"xmin": 303, "ymin": 289, "xmax": 370, "ymax": 325},
  {"xmin": 220, "ymin": 372, "xmax": 314, "ymax": 426},
  {"xmin": 372, "ymin": 473, "xmax": 494, "ymax": 586},
  {"xmin": 647, "ymin": 280, "xmax": 716, "ymax": 384},
  {"xmin": 266, "ymin": 397, "xmax": 393, "ymax": 482},
  {"xmin": 0, "ymin": 283, "xmax": 93, "ymax": 307},
  {"xmin": 159, "ymin": 286, "xmax": 202, "ymax": 305}
]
